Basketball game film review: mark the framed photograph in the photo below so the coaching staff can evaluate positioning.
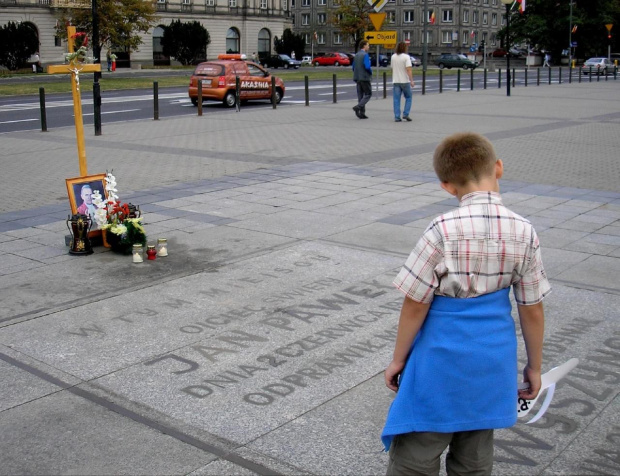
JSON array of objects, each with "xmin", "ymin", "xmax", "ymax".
[{"xmin": 66, "ymin": 173, "xmax": 107, "ymax": 237}]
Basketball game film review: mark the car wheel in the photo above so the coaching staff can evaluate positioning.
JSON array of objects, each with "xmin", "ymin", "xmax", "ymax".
[
  {"xmin": 224, "ymin": 91, "xmax": 236, "ymax": 108},
  {"xmin": 190, "ymin": 98, "xmax": 198, "ymax": 106},
  {"xmin": 438, "ymin": 63, "xmax": 445, "ymax": 69},
  {"xmin": 271, "ymin": 88, "xmax": 283, "ymax": 105},
  {"xmin": 463, "ymin": 64, "xmax": 469, "ymax": 70},
  {"xmin": 334, "ymin": 61, "xmax": 340, "ymax": 66},
  {"xmin": 314, "ymin": 61, "xmax": 320, "ymax": 66},
  {"xmin": 285, "ymin": 64, "xmax": 289, "ymax": 69}
]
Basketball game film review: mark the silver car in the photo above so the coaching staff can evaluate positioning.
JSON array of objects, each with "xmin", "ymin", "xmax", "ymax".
[{"xmin": 582, "ymin": 57, "xmax": 613, "ymax": 75}]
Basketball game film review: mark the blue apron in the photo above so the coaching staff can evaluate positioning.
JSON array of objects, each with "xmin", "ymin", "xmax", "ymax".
[{"xmin": 381, "ymin": 288, "xmax": 518, "ymax": 451}]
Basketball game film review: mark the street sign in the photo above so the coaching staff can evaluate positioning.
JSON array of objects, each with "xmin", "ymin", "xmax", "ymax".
[
  {"xmin": 367, "ymin": 0, "xmax": 388, "ymax": 13},
  {"xmin": 571, "ymin": 41, "xmax": 577, "ymax": 47},
  {"xmin": 368, "ymin": 13, "xmax": 386, "ymax": 31},
  {"xmin": 364, "ymin": 31, "xmax": 397, "ymax": 45},
  {"xmin": 605, "ymin": 23, "xmax": 613, "ymax": 32}
]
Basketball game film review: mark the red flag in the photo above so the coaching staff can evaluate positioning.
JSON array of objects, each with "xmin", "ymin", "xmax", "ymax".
[
  {"xmin": 430, "ymin": 12, "xmax": 436, "ymax": 25},
  {"xmin": 517, "ymin": 0, "xmax": 525, "ymax": 13}
]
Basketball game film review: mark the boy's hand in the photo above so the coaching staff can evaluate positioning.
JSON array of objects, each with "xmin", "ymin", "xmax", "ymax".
[
  {"xmin": 519, "ymin": 365, "xmax": 542, "ymax": 401},
  {"xmin": 385, "ymin": 360, "xmax": 405, "ymax": 392}
]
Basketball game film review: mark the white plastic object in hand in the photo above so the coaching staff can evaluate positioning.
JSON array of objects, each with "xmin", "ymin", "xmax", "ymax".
[{"xmin": 517, "ymin": 358, "xmax": 579, "ymax": 424}]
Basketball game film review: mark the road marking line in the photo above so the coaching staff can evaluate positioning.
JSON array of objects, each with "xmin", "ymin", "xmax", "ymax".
[
  {"xmin": 0, "ymin": 118, "xmax": 38, "ymax": 124},
  {"xmin": 81, "ymin": 109, "xmax": 141, "ymax": 116}
]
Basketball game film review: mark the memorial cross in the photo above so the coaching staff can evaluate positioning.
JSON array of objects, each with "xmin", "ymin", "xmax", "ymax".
[{"xmin": 46, "ymin": 26, "xmax": 101, "ymax": 177}]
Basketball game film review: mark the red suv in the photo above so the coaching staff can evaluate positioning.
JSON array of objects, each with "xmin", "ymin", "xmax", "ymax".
[{"xmin": 188, "ymin": 54, "xmax": 285, "ymax": 107}]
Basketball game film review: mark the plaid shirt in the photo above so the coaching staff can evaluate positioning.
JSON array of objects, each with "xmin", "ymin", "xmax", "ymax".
[{"xmin": 394, "ymin": 191, "xmax": 551, "ymax": 305}]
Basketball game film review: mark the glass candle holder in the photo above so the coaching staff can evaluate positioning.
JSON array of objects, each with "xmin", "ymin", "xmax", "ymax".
[
  {"xmin": 132, "ymin": 244, "xmax": 144, "ymax": 263},
  {"xmin": 157, "ymin": 238, "xmax": 168, "ymax": 257},
  {"xmin": 146, "ymin": 245, "xmax": 157, "ymax": 260}
]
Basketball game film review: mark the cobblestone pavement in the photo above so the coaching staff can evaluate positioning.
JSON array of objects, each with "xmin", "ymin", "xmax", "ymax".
[{"xmin": 0, "ymin": 81, "xmax": 619, "ymax": 475}]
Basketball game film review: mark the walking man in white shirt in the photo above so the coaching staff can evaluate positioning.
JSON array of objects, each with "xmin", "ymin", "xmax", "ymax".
[{"xmin": 391, "ymin": 42, "xmax": 415, "ymax": 122}]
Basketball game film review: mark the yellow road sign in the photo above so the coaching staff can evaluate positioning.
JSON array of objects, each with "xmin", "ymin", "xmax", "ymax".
[
  {"xmin": 367, "ymin": 0, "xmax": 388, "ymax": 13},
  {"xmin": 369, "ymin": 13, "xmax": 386, "ymax": 31},
  {"xmin": 605, "ymin": 23, "xmax": 613, "ymax": 32},
  {"xmin": 364, "ymin": 31, "xmax": 397, "ymax": 45}
]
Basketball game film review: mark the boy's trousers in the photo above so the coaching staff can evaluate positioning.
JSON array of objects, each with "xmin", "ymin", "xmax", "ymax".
[{"xmin": 386, "ymin": 429, "xmax": 494, "ymax": 476}]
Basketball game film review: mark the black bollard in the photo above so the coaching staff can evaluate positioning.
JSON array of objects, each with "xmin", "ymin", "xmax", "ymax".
[
  {"xmin": 305, "ymin": 76, "xmax": 309, "ymax": 106},
  {"xmin": 498, "ymin": 68, "xmax": 502, "ymax": 89},
  {"xmin": 484, "ymin": 68, "xmax": 487, "ymax": 89},
  {"xmin": 383, "ymin": 71, "xmax": 387, "ymax": 99},
  {"xmin": 197, "ymin": 80, "xmax": 203, "ymax": 116},
  {"xmin": 422, "ymin": 70, "xmax": 426, "ymax": 95},
  {"xmin": 235, "ymin": 76, "xmax": 240, "ymax": 111},
  {"xmin": 153, "ymin": 81, "xmax": 159, "ymax": 120},
  {"xmin": 272, "ymin": 76, "xmax": 277, "ymax": 109},
  {"xmin": 457, "ymin": 69, "xmax": 461, "ymax": 92},
  {"xmin": 39, "ymin": 87, "xmax": 47, "ymax": 132},
  {"xmin": 470, "ymin": 68, "xmax": 474, "ymax": 90},
  {"xmin": 333, "ymin": 74, "xmax": 337, "ymax": 103},
  {"xmin": 439, "ymin": 70, "xmax": 443, "ymax": 93}
]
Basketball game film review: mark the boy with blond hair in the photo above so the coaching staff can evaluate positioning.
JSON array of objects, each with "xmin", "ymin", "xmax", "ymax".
[{"xmin": 382, "ymin": 132, "xmax": 550, "ymax": 475}]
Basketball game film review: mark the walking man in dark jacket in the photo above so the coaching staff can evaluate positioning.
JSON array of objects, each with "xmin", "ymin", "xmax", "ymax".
[{"xmin": 352, "ymin": 40, "xmax": 372, "ymax": 119}]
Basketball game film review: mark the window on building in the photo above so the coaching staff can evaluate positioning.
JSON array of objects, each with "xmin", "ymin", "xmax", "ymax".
[
  {"xmin": 442, "ymin": 9, "xmax": 453, "ymax": 22},
  {"xmin": 463, "ymin": 31, "xmax": 469, "ymax": 44},
  {"xmin": 404, "ymin": 31, "xmax": 412, "ymax": 43},
  {"xmin": 318, "ymin": 13, "xmax": 326, "ymax": 24},
  {"xmin": 404, "ymin": 10, "xmax": 414, "ymax": 23},
  {"xmin": 304, "ymin": 33, "xmax": 310, "ymax": 44},
  {"xmin": 258, "ymin": 28, "xmax": 270, "ymax": 55},
  {"xmin": 206, "ymin": 0, "xmax": 214, "ymax": 5},
  {"xmin": 387, "ymin": 11, "xmax": 396, "ymax": 23},
  {"xmin": 483, "ymin": 0, "xmax": 488, "ymax": 4},
  {"xmin": 492, "ymin": 13, "xmax": 497, "ymax": 25},
  {"xmin": 260, "ymin": 0, "xmax": 267, "ymax": 8},
  {"xmin": 423, "ymin": 30, "xmax": 432, "ymax": 44},
  {"xmin": 302, "ymin": 0, "xmax": 309, "ymax": 6},
  {"xmin": 442, "ymin": 31, "xmax": 452, "ymax": 43},
  {"xmin": 282, "ymin": 0, "xmax": 287, "ymax": 9},
  {"xmin": 226, "ymin": 28, "xmax": 240, "ymax": 53},
  {"xmin": 463, "ymin": 10, "xmax": 469, "ymax": 22},
  {"xmin": 302, "ymin": 13, "xmax": 309, "ymax": 25},
  {"xmin": 55, "ymin": 36, "xmax": 62, "ymax": 47},
  {"xmin": 318, "ymin": 0, "xmax": 326, "ymax": 4},
  {"xmin": 482, "ymin": 12, "xmax": 488, "ymax": 24},
  {"xmin": 229, "ymin": 0, "xmax": 236, "ymax": 6},
  {"xmin": 334, "ymin": 32, "xmax": 342, "ymax": 44},
  {"xmin": 317, "ymin": 32, "xmax": 325, "ymax": 44},
  {"xmin": 472, "ymin": 10, "xmax": 479, "ymax": 23}
]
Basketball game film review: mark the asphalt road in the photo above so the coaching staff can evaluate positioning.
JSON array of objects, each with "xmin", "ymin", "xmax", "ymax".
[{"xmin": 0, "ymin": 67, "xmax": 592, "ymax": 134}]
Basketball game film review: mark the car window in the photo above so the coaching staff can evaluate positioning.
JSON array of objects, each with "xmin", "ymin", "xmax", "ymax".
[
  {"xmin": 194, "ymin": 63, "xmax": 224, "ymax": 76},
  {"xmin": 247, "ymin": 63, "xmax": 266, "ymax": 76},
  {"xmin": 232, "ymin": 62, "xmax": 248, "ymax": 75},
  {"xmin": 280, "ymin": 55, "xmax": 292, "ymax": 60}
]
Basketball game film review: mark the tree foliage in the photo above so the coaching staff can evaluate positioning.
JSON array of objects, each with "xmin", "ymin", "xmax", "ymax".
[
  {"xmin": 503, "ymin": 0, "xmax": 620, "ymax": 59},
  {"xmin": 161, "ymin": 20, "xmax": 210, "ymax": 65},
  {"xmin": 56, "ymin": 0, "xmax": 157, "ymax": 54},
  {"xmin": 330, "ymin": 0, "xmax": 373, "ymax": 52},
  {"xmin": 274, "ymin": 29, "xmax": 305, "ymax": 59},
  {"xmin": 0, "ymin": 21, "xmax": 39, "ymax": 70}
]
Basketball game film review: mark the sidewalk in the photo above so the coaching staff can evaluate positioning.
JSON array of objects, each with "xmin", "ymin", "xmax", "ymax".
[{"xmin": 1, "ymin": 81, "xmax": 619, "ymax": 475}]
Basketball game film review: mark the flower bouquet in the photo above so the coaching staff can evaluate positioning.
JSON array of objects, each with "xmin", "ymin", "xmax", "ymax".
[{"xmin": 92, "ymin": 172, "xmax": 146, "ymax": 254}]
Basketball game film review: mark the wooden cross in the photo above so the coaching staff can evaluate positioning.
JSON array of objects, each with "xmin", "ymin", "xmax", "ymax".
[{"xmin": 46, "ymin": 26, "xmax": 101, "ymax": 177}]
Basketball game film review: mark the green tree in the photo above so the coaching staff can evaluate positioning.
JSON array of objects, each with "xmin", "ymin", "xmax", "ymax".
[
  {"xmin": 503, "ymin": 0, "xmax": 620, "ymax": 60},
  {"xmin": 56, "ymin": 0, "xmax": 157, "ymax": 54},
  {"xmin": 330, "ymin": 0, "xmax": 373, "ymax": 52},
  {"xmin": 273, "ymin": 29, "xmax": 305, "ymax": 59},
  {"xmin": 161, "ymin": 20, "xmax": 210, "ymax": 65},
  {"xmin": 0, "ymin": 21, "xmax": 39, "ymax": 70}
]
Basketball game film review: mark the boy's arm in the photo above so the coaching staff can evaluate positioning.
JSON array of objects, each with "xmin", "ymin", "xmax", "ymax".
[
  {"xmin": 385, "ymin": 296, "xmax": 431, "ymax": 391},
  {"xmin": 517, "ymin": 301, "xmax": 545, "ymax": 400}
]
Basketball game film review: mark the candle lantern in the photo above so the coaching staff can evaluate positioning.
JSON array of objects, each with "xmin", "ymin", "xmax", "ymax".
[
  {"xmin": 132, "ymin": 244, "xmax": 144, "ymax": 263},
  {"xmin": 157, "ymin": 238, "xmax": 168, "ymax": 257},
  {"xmin": 146, "ymin": 245, "xmax": 157, "ymax": 260},
  {"xmin": 66, "ymin": 213, "xmax": 93, "ymax": 255},
  {"xmin": 127, "ymin": 203, "xmax": 141, "ymax": 219}
]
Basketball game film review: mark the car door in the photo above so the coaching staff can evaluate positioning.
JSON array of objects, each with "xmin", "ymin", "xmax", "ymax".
[{"xmin": 243, "ymin": 62, "xmax": 272, "ymax": 100}]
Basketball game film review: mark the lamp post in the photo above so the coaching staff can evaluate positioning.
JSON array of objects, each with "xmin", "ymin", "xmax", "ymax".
[{"xmin": 501, "ymin": 0, "xmax": 512, "ymax": 96}]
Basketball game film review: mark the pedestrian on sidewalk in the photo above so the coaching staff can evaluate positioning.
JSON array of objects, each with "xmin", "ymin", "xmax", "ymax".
[
  {"xmin": 352, "ymin": 40, "xmax": 372, "ymax": 119},
  {"xmin": 391, "ymin": 42, "xmax": 414, "ymax": 122},
  {"xmin": 543, "ymin": 52, "xmax": 551, "ymax": 67},
  {"xmin": 106, "ymin": 50, "xmax": 112, "ymax": 72},
  {"xmin": 382, "ymin": 132, "xmax": 550, "ymax": 475}
]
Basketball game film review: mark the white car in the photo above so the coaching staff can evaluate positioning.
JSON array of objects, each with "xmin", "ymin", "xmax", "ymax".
[
  {"xmin": 582, "ymin": 57, "xmax": 613, "ymax": 75},
  {"xmin": 301, "ymin": 55, "xmax": 312, "ymax": 66}
]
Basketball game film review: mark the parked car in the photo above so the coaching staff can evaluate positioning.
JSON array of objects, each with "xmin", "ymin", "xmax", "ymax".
[
  {"xmin": 301, "ymin": 55, "xmax": 313, "ymax": 66},
  {"xmin": 368, "ymin": 53, "xmax": 389, "ymax": 67},
  {"xmin": 490, "ymin": 48, "xmax": 508, "ymax": 58},
  {"xmin": 188, "ymin": 54, "xmax": 285, "ymax": 107},
  {"xmin": 408, "ymin": 54, "xmax": 421, "ymax": 67},
  {"xmin": 261, "ymin": 54, "xmax": 301, "ymax": 69},
  {"xmin": 434, "ymin": 53, "xmax": 479, "ymax": 70},
  {"xmin": 312, "ymin": 52, "xmax": 351, "ymax": 66},
  {"xmin": 581, "ymin": 57, "xmax": 613, "ymax": 75}
]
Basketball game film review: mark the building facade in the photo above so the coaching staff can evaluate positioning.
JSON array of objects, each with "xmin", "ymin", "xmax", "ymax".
[
  {"xmin": 0, "ymin": 0, "xmax": 292, "ymax": 67},
  {"xmin": 290, "ymin": 0, "xmax": 509, "ymax": 58}
]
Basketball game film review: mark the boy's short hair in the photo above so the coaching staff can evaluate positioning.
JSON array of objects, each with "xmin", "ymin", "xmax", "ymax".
[
  {"xmin": 359, "ymin": 40, "xmax": 369, "ymax": 49},
  {"xmin": 433, "ymin": 132, "xmax": 498, "ymax": 186}
]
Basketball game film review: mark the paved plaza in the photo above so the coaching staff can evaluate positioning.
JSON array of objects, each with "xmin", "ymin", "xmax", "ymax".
[{"xmin": 1, "ymin": 80, "xmax": 619, "ymax": 475}]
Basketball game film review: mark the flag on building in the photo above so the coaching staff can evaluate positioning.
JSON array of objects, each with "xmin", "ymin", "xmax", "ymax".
[
  {"xmin": 517, "ymin": 0, "xmax": 525, "ymax": 13},
  {"xmin": 470, "ymin": 30, "xmax": 475, "ymax": 38},
  {"xmin": 572, "ymin": 25, "xmax": 578, "ymax": 34},
  {"xmin": 313, "ymin": 31, "xmax": 318, "ymax": 41},
  {"xmin": 430, "ymin": 12, "xmax": 436, "ymax": 25}
]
